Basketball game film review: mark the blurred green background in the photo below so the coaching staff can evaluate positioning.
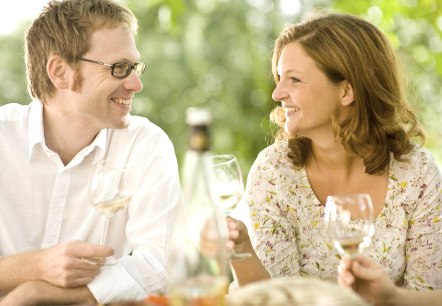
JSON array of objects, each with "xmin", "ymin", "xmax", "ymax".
[{"xmin": 0, "ymin": 0, "xmax": 440, "ymax": 175}]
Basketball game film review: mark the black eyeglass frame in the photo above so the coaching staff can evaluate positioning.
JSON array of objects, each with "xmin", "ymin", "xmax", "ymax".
[{"xmin": 79, "ymin": 57, "xmax": 146, "ymax": 79}]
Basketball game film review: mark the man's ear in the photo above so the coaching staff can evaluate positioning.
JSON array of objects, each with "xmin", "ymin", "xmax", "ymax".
[
  {"xmin": 46, "ymin": 55, "xmax": 70, "ymax": 89},
  {"xmin": 341, "ymin": 81, "xmax": 354, "ymax": 106}
]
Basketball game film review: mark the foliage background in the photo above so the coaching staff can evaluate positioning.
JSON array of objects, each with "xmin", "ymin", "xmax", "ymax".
[{"xmin": 0, "ymin": 0, "xmax": 440, "ymax": 176}]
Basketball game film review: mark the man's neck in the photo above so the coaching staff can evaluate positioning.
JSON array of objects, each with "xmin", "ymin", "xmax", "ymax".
[{"xmin": 43, "ymin": 105, "xmax": 99, "ymax": 165}]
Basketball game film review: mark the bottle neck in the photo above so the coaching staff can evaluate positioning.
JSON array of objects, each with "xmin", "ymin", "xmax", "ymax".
[{"xmin": 188, "ymin": 124, "xmax": 210, "ymax": 152}]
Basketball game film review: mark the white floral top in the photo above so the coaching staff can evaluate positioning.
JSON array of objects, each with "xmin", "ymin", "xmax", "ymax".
[{"xmin": 237, "ymin": 140, "xmax": 442, "ymax": 290}]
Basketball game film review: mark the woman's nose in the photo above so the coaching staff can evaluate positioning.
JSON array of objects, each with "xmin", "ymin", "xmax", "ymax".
[{"xmin": 272, "ymin": 82, "xmax": 286, "ymax": 102}]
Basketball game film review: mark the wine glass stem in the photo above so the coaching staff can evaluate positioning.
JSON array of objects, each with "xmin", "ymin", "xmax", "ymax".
[{"xmin": 100, "ymin": 217, "xmax": 110, "ymax": 246}]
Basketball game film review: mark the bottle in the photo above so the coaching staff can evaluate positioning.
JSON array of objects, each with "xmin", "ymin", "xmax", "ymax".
[{"xmin": 167, "ymin": 107, "xmax": 228, "ymax": 306}]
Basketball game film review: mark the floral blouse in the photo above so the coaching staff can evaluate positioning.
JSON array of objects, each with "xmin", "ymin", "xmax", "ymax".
[{"xmin": 236, "ymin": 140, "xmax": 442, "ymax": 290}]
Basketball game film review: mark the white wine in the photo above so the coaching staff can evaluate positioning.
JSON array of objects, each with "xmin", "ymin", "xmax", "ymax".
[
  {"xmin": 334, "ymin": 236, "xmax": 364, "ymax": 256},
  {"xmin": 94, "ymin": 196, "xmax": 131, "ymax": 218},
  {"xmin": 170, "ymin": 276, "xmax": 226, "ymax": 306},
  {"xmin": 214, "ymin": 193, "xmax": 240, "ymax": 214}
]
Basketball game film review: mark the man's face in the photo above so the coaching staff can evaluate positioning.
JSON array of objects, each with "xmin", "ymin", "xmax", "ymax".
[{"xmin": 68, "ymin": 25, "xmax": 143, "ymax": 132}]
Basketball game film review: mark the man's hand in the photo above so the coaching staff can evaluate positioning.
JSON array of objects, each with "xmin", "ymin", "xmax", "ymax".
[
  {"xmin": 37, "ymin": 240, "xmax": 114, "ymax": 288},
  {"xmin": 0, "ymin": 280, "xmax": 96, "ymax": 306},
  {"xmin": 0, "ymin": 240, "xmax": 114, "ymax": 294}
]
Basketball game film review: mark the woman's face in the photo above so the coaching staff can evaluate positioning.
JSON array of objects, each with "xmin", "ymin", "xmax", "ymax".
[{"xmin": 272, "ymin": 42, "xmax": 352, "ymax": 140}]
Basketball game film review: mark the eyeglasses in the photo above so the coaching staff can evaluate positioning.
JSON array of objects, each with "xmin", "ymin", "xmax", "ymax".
[{"xmin": 79, "ymin": 57, "xmax": 146, "ymax": 79}]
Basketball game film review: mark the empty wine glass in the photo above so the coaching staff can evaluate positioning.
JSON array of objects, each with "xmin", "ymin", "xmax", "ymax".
[
  {"xmin": 324, "ymin": 194, "xmax": 375, "ymax": 259},
  {"xmin": 89, "ymin": 160, "xmax": 132, "ymax": 265},
  {"xmin": 210, "ymin": 154, "xmax": 251, "ymax": 260}
]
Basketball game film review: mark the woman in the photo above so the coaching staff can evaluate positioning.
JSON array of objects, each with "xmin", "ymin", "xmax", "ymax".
[{"xmin": 229, "ymin": 13, "xmax": 442, "ymax": 291}]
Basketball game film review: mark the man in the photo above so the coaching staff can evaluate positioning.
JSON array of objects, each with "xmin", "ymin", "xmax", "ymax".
[{"xmin": 0, "ymin": 0, "xmax": 181, "ymax": 304}]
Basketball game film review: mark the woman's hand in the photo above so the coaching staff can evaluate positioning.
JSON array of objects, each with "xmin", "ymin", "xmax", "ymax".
[
  {"xmin": 226, "ymin": 216, "xmax": 252, "ymax": 254},
  {"xmin": 226, "ymin": 217, "xmax": 270, "ymax": 286}
]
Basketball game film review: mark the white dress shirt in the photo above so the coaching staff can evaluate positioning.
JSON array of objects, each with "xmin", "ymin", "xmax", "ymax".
[{"xmin": 0, "ymin": 101, "xmax": 181, "ymax": 303}]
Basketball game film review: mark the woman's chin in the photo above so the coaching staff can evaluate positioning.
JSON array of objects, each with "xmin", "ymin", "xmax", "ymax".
[{"xmin": 284, "ymin": 123, "xmax": 298, "ymax": 135}]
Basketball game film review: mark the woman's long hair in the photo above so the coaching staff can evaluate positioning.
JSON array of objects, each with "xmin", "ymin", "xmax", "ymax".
[{"xmin": 270, "ymin": 13, "xmax": 424, "ymax": 174}]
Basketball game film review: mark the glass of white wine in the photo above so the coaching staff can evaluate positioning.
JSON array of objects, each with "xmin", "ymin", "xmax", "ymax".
[
  {"xmin": 324, "ymin": 194, "xmax": 375, "ymax": 258},
  {"xmin": 89, "ymin": 160, "xmax": 132, "ymax": 265},
  {"xmin": 210, "ymin": 154, "xmax": 251, "ymax": 260}
]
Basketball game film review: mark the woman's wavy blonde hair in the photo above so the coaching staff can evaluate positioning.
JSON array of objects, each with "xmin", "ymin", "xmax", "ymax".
[
  {"xmin": 24, "ymin": 0, "xmax": 138, "ymax": 103},
  {"xmin": 270, "ymin": 13, "xmax": 425, "ymax": 175}
]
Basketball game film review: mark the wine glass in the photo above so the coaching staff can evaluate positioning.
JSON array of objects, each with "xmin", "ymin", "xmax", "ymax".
[
  {"xmin": 324, "ymin": 194, "xmax": 375, "ymax": 259},
  {"xmin": 209, "ymin": 154, "xmax": 251, "ymax": 260},
  {"xmin": 89, "ymin": 160, "xmax": 132, "ymax": 265}
]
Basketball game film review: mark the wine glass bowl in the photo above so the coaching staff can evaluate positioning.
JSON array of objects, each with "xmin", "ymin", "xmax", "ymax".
[
  {"xmin": 209, "ymin": 154, "xmax": 244, "ymax": 215},
  {"xmin": 324, "ymin": 194, "xmax": 374, "ymax": 258},
  {"xmin": 89, "ymin": 160, "xmax": 132, "ymax": 265},
  {"xmin": 209, "ymin": 154, "xmax": 251, "ymax": 260}
]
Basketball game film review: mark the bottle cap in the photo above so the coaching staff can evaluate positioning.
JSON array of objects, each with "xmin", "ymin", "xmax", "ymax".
[{"xmin": 186, "ymin": 107, "xmax": 212, "ymax": 126}]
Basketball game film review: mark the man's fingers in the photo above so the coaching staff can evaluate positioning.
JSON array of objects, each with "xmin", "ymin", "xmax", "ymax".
[
  {"xmin": 66, "ymin": 240, "xmax": 114, "ymax": 258},
  {"xmin": 66, "ymin": 276, "xmax": 96, "ymax": 287},
  {"xmin": 39, "ymin": 241, "xmax": 111, "ymax": 288},
  {"xmin": 57, "ymin": 267, "xmax": 101, "ymax": 288},
  {"xmin": 77, "ymin": 257, "xmax": 106, "ymax": 268}
]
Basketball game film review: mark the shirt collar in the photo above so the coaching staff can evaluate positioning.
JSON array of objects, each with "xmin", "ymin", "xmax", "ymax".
[
  {"xmin": 28, "ymin": 100, "xmax": 45, "ymax": 160},
  {"xmin": 90, "ymin": 129, "xmax": 108, "ymax": 164}
]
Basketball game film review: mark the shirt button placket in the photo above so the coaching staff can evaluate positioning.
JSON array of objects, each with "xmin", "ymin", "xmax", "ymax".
[{"xmin": 41, "ymin": 168, "xmax": 71, "ymax": 249}]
